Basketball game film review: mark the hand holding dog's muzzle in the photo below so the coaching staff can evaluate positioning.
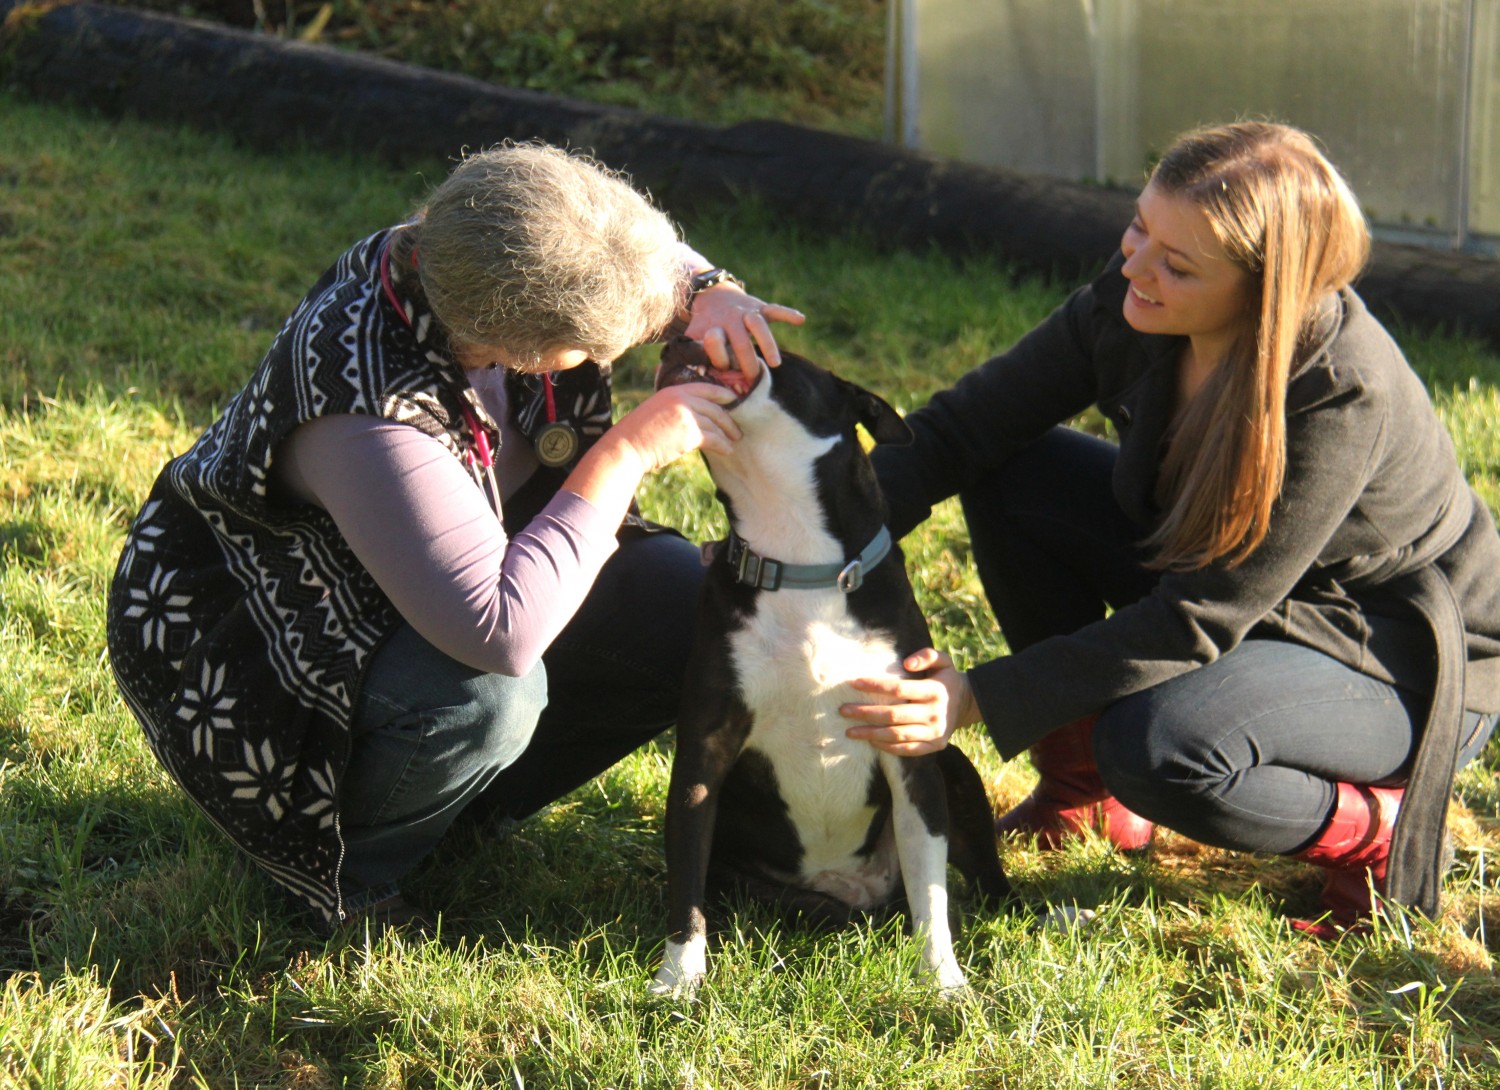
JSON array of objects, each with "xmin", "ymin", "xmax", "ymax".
[
  {"xmin": 611, "ymin": 382, "xmax": 743, "ymax": 474},
  {"xmin": 683, "ymin": 281, "xmax": 804, "ymax": 378}
]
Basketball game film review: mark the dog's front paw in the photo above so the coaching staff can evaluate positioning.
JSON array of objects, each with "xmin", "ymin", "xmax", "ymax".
[
  {"xmin": 922, "ymin": 956, "xmax": 968, "ymax": 994},
  {"xmin": 650, "ymin": 937, "xmax": 707, "ymax": 998},
  {"xmin": 648, "ymin": 966, "xmax": 702, "ymax": 998}
]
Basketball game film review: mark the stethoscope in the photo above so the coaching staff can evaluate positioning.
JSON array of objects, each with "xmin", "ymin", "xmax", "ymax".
[
  {"xmin": 377, "ymin": 239, "xmax": 579, "ymax": 511},
  {"xmin": 532, "ymin": 379, "xmax": 580, "ymax": 468}
]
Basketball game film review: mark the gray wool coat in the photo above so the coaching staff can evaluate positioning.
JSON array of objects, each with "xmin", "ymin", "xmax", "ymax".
[{"xmin": 873, "ymin": 253, "xmax": 1500, "ymax": 913}]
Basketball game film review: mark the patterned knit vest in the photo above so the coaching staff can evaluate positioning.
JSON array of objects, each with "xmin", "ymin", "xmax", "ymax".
[{"xmin": 106, "ymin": 229, "xmax": 614, "ymax": 926}]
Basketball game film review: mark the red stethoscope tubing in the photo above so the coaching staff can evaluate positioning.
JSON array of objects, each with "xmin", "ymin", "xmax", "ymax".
[{"xmin": 378, "ymin": 240, "xmax": 501, "ymax": 509}]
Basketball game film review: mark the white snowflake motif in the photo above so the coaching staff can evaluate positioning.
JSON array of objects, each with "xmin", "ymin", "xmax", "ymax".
[
  {"xmin": 303, "ymin": 763, "xmax": 338, "ymax": 830},
  {"xmin": 124, "ymin": 564, "xmax": 192, "ymax": 653},
  {"xmin": 174, "ymin": 659, "xmax": 238, "ymax": 758},
  {"xmin": 118, "ymin": 500, "xmax": 164, "ymax": 574},
  {"xmin": 223, "ymin": 737, "xmax": 296, "ymax": 823}
]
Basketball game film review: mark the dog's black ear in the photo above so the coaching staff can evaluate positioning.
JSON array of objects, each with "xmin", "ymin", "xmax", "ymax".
[{"xmin": 852, "ymin": 384, "xmax": 912, "ymax": 447}]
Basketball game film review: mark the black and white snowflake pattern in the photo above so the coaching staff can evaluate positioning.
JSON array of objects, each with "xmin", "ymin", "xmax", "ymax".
[
  {"xmin": 174, "ymin": 658, "xmax": 238, "ymax": 759},
  {"xmin": 105, "ymin": 227, "xmax": 623, "ymax": 926},
  {"xmin": 121, "ymin": 563, "xmax": 193, "ymax": 658}
]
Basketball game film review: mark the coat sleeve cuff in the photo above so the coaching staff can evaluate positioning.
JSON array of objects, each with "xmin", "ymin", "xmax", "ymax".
[{"xmin": 967, "ymin": 655, "xmax": 1049, "ymax": 762}]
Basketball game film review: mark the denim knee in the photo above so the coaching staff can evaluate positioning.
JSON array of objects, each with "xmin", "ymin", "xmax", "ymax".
[
  {"xmin": 345, "ymin": 663, "xmax": 548, "ymax": 826},
  {"xmin": 340, "ymin": 636, "xmax": 550, "ymax": 888},
  {"xmin": 1092, "ymin": 693, "xmax": 1210, "ymax": 821},
  {"xmin": 452, "ymin": 664, "xmax": 551, "ymax": 775}
]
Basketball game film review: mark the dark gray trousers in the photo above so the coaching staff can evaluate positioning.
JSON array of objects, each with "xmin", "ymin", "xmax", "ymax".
[{"xmin": 961, "ymin": 426, "xmax": 1494, "ymax": 854}]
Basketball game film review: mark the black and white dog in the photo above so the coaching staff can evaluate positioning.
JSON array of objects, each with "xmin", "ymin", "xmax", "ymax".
[{"xmin": 650, "ymin": 337, "xmax": 1011, "ymax": 996}]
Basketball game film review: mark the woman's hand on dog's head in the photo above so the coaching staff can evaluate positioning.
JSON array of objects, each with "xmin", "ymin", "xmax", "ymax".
[{"xmin": 684, "ymin": 282, "xmax": 803, "ymax": 380}]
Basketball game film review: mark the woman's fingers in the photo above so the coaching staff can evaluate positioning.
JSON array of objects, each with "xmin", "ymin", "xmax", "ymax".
[
  {"xmin": 702, "ymin": 326, "xmax": 733, "ymax": 372},
  {"xmin": 902, "ymin": 646, "xmax": 946, "ymax": 673},
  {"xmin": 844, "ymin": 719, "xmax": 951, "ymax": 757},
  {"xmin": 759, "ymin": 302, "xmax": 806, "ymax": 326},
  {"xmin": 615, "ymin": 382, "xmax": 745, "ymax": 472},
  {"xmin": 686, "ymin": 288, "xmax": 805, "ymax": 378},
  {"xmin": 673, "ymin": 383, "xmax": 742, "ymax": 447},
  {"xmin": 724, "ymin": 318, "xmax": 762, "ymax": 374},
  {"xmin": 690, "ymin": 398, "xmax": 741, "ymax": 453},
  {"xmin": 836, "ymin": 649, "xmax": 975, "ymax": 757}
]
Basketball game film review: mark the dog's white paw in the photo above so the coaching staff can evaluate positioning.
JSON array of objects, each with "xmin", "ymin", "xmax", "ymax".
[
  {"xmin": 935, "ymin": 972, "xmax": 969, "ymax": 997},
  {"xmin": 648, "ymin": 971, "xmax": 701, "ymax": 998},
  {"xmin": 651, "ymin": 938, "xmax": 707, "ymax": 998},
  {"xmin": 1039, "ymin": 904, "xmax": 1099, "ymax": 933},
  {"xmin": 921, "ymin": 955, "xmax": 967, "ymax": 994}
]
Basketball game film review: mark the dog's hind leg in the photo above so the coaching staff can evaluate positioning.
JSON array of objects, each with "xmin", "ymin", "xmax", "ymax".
[
  {"xmin": 706, "ymin": 860, "xmax": 877, "ymax": 932},
  {"xmin": 936, "ymin": 745, "xmax": 1014, "ymax": 904},
  {"xmin": 879, "ymin": 752, "xmax": 966, "ymax": 991}
]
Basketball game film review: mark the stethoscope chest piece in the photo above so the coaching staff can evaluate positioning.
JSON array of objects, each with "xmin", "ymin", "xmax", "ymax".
[{"xmin": 533, "ymin": 421, "xmax": 579, "ymax": 467}]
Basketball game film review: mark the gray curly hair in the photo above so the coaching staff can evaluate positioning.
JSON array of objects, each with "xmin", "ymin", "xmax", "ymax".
[{"xmin": 400, "ymin": 142, "xmax": 689, "ymax": 370}]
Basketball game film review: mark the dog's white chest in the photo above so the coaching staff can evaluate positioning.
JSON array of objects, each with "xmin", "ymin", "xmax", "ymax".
[{"xmin": 733, "ymin": 594, "xmax": 902, "ymax": 903}]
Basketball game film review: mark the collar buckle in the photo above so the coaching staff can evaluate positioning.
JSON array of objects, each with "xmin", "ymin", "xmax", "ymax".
[
  {"xmin": 835, "ymin": 558, "xmax": 865, "ymax": 593},
  {"xmin": 732, "ymin": 535, "xmax": 783, "ymax": 590}
]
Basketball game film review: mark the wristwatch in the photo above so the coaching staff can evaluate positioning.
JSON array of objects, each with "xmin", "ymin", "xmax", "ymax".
[{"xmin": 689, "ymin": 267, "xmax": 744, "ymax": 294}]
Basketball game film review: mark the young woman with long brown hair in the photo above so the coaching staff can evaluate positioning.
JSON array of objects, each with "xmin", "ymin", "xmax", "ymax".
[{"xmin": 841, "ymin": 121, "xmax": 1500, "ymax": 936}]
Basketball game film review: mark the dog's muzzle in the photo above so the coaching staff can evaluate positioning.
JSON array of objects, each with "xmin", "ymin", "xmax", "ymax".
[{"xmin": 655, "ymin": 336, "xmax": 763, "ymax": 406}]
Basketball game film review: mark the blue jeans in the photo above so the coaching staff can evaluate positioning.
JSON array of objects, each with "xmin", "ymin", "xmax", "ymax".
[
  {"xmin": 339, "ymin": 531, "xmax": 703, "ymax": 898},
  {"xmin": 961, "ymin": 426, "xmax": 1495, "ymax": 854},
  {"xmin": 1096, "ymin": 640, "xmax": 1495, "ymax": 852}
]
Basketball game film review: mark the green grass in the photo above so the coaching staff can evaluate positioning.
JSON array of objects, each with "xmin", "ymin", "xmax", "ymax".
[
  {"xmin": 3, "ymin": 90, "xmax": 1500, "ymax": 1088},
  {"xmin": 103, "ymin": 0, "xmax": 889, "ymax": 137}
]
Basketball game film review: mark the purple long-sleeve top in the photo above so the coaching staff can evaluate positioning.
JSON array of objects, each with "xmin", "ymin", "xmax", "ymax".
[{"xmin": 273, "ymin": 376, "xmax": 620, "ymax": 678}]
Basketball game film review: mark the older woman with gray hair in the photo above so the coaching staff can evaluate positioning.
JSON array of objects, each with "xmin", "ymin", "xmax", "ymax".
[{"xmin": 106, "ymin": 142, "xmax": 802, "ymax": 931}]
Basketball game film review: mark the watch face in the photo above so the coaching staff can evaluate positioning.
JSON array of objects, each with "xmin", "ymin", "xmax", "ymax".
[
  {"xmin": 534, "ymin": 421, "xmax": 580, "ymax": 467},
  {"xmin": 691, "ymin": 268, "xmax": 734, "ymax": 293}
]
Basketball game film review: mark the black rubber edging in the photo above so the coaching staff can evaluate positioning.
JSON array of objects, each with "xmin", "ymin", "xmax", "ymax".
[{"xmin": 5, "ymin": 0, "xmax": 1498, "ymax": 350}]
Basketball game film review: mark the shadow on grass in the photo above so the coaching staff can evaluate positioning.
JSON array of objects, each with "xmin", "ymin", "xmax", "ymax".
[{"xmin": 2, "ymin": 771, "xmax": 282, "ymax": 1001}]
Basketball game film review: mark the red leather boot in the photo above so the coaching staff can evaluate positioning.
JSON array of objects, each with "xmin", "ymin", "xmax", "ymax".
[
  {"xmin": 1289, "ymin": 782, "xmax": 1403, "ymax": 939},
  {"xmin": 994, "ymin": 714, "xmax": 1154, "ymax": 851}
]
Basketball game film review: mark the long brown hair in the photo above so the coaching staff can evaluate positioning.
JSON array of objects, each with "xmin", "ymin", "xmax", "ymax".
[{"xmin": 1144, "ymin": 122, "xmax": 1370, "ymax": 570}]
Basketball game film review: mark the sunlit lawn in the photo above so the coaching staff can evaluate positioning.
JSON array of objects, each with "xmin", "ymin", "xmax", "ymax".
[{"xmin": 3, "ymin": 90, "xmax": 1499, "ymax": 1088}]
